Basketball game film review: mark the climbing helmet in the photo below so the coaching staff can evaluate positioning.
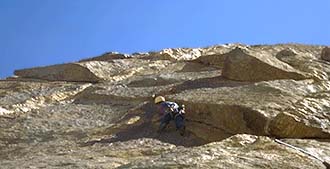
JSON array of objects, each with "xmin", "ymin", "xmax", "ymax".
[{"xmin": 154, "ymin": 96, "xmax": 165, "ymax": 104}]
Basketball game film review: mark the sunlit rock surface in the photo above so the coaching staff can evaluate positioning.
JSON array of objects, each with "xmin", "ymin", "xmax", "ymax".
[
  {"xmin": 119, "ymin": 135, "xmax": 328, "ymax": 169},
  {"xmin": 1, "ymin": 43, "xmax": 330, "ymax": 168},
  {"xmin": 170, "ymin": 79, "xmax": 330, "ymax": 141},
  {"xmin": 14, "ymin": 63, "xmax": 101, "ymax": 82},
  {"xmin": 222, "ymin": 47, "xmax": 308, "ymax": 81}
]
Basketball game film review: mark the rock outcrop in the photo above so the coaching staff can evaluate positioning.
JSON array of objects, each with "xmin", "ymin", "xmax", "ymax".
[
  {"xmin": 321, "ymin": 47, "xmax": 330, "ymax": 61},
  {"xmin": 153, "ymin": 48, "xmax": 202, "ymax": 60},
  {"xmin": 14, "ymin": 63, "xmax": 101, "ymax": 82},
  {"xmin": 222, "ymin": 47, "xmax": 308, "ymax": 81},
  {"xmin": 275, "ymin": 48, "xmax": 330, "ymax": 81},
  {"xmin": 14, "ymin": 59, "xmax": 187, "ymax": 82},
  {"xmin": 193, "ymin": 43, "xmax": 245, "ymax": 68},
  {"xmin": 1, "ymin": 43, "xmax": 330, "ymax": 168},
  {"xmin": 79, "ymin": 52, "xmax": 131, "ymax": 62}
]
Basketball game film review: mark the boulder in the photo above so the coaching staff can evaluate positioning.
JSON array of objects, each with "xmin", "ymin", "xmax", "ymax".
[
  {"xmin": 222, "ymin": 47, "xmax": 308, "ymax": 81},
  {"xmin": 14, "ymin": 63, "xmax": 101, "ymax": 82},
  {"xmin": 194, "ymin": 53, "xmax": 227, "ymax": 68},
  {"xmin": 275, "ymin": 48, "xmax": 298, "ymax": 58},
  {"xmin": 269, "ymin": 112, "xmax": 330, "ymax": 139},
  {"xmin": 321, "ymin": 47, "xmax": 330, "ymax": 61},
  {"xmin": 194, "ymin": 44, "xmax": 242, "ymax": 68}
]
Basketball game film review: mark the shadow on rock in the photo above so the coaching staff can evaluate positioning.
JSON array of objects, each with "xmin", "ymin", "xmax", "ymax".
[
  {"xmin": 82, "ymin": 120, "xmax": 208, "ymax": 147},
  {"xmin": 80, "ymin": 102, "xmax": 209, "ymax": 148},
  {"xmin": 171, "ymin": 76, "xmax": 251, "ymax": 93}
]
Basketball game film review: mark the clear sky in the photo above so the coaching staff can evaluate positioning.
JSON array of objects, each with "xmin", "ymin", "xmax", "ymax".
[{"xmin": 1, "ymin": 0, "xmax": 329, "ymax": 78}]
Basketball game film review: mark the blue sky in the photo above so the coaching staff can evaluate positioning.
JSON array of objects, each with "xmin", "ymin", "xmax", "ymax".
[{"xmin": 1, "ymin": 0, "xmax": 329, "ymax": 78}]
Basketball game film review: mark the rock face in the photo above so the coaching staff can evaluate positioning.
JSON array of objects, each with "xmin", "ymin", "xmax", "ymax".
[
  {"xmin": 170, "ymin": 79, "xmax": 330, "ymax": 141},
  {"xmin": 119, "ymin": 135, "xmax": 328, "ymax": 169},
  {"xmin": 1, "ymin": 43, "xmax": 330, "ymax": 168}
]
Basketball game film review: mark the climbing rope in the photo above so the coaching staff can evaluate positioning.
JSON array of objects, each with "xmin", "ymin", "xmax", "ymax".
[{"xmin": 274, "ymin": 139, "xmax": 330, "ymax": 169}]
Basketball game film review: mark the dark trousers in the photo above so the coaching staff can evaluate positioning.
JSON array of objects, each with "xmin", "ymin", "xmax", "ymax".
[{"xmin": 159, "ymin": 113, "xmax": 185, "ymax": 131}]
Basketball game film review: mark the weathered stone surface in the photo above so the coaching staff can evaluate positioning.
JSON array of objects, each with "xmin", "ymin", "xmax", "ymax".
[
  {"xmin": 80, "ymin": 59, "xmax": 178, "ymax": 82},
  {"xmin": 194, "ymin": 53, "xmax": 227, "ymax": 68},
  {"xmin": 2, "ymin": 43, "xmax": 330, "ymax": 168},
  {"xmin": 283, "ymin": 138, "xmax": 330, "ymax": 165},
  {"xmin": 0, "ymin": 81, "xmax": 91, "ymax": 115},
  {"xmin": 251, "ymin": 43, "xmax": 324, "ymax": 57},
  {"xmin": 222, "ymin": 47, "xmax": 308, "ymax": 81},
  {"xmin": 152, "ymin": 48, "xmax": 203, "ymax": 60},
  {"xmin": 73, "ymin": 67, "xmax": 222, "ymax": 105},
  {"xmin": 119, "ymin": 135, "xmax": 326, "ymax": 169},
  {"xmin": 169, "ymin": 79, "xmax": 330, "ymax": 141},
  {"xmin": 275, "ymin": 48, "xmax": 298, "ymax": 58},
  {"xmin": 146, "ymin": 43, "xmax": 247, "ymax": 61},
  {"xmin": 275, "ymin": 48, "xmax": 330, "ymax": 81},
  {"xmin": 0, "ymin": 106, "xmax": 11, "ymax": 115},
  {"xmin": 269, "ymin": 90, "xmax": 330, "ymax": 138},
  {"xmin": 79, "ymin": 52, "xmax": 131, "ymax": 62},
  {"xmin": 14, "ymin": 59, "xmax": 185, "ymax": 82},
  {"xmin": 321, "ymin": 47, "xmax": 330, "ymax": 61},
  {"xmin": 14, "ymin": 63, "xmax": 101, "ymax": 82},
  {"xmin": 193, "ymin": 43, "xmax": 244, "ymax": 68}
]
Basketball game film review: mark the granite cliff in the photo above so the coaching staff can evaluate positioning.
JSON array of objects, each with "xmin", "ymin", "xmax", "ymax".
[{"xmin": 1, "ymin": 43, "xmax": 330, "ymax": 168}]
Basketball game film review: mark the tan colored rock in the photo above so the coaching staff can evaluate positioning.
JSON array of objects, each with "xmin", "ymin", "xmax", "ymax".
[
  {"xmin": 194, "ymin": 43, "xmax": 245, "ymax": 68},
  {"xmin": 79, "ymin": 52, "xmax": 130, "ymax": 62},
  {"xmin": 251, "ymin": 43, "xmax": 324, "ymax": 58},
  {"xmin": 14, "ymin": 59, "xmax": 183, "ymax": 82},
  {"xmin": 0, "ymin": 106, "xmax": 12, "ymax": 115},
  {"xmin": 275, "ymin": 48, "xmax": 298, "ymax": 58},
  {"xmin": 222, "ymin": 47, "xmax": 308, "ymax": 81},
  {"xmin": 275, "ymin": 48, "xmax": 330, "ymax": 81},
  {"xmin": 282, "ymin": 138, "xmax": 330, "ymax": 165},
  {"xmin": 147, "ymin": 48, "xmax": 202, "ymax": 61},
  {"xmin": 169, "ymin": 79, "xmax": 330, "ymax": 141},
  {"xmin": 121, "ymin": 135, "xmax": 326, "ymax": 169},
  {"xmin": 194, "ymin": 53, "xmax": 227, "ymax": 68},
  {"xmin": 140, "ymin": 43, "xmax": 246, "ymax": 61},
  {"xmin": 269, "ymin": 112, "xmax": 330, "ymax": 138},
  {"xmin": 79, "ymin": 59, "xmax": 183, "ymax": 82},
  {"xmin": 0, "ymin": 81, "xmax": 91, "ymax": 115},
  {"xmin": 321, "ymin": 47, "xmax": 330, "ymax": 61},
  {"xmin": 73, "ymin": 69, "xmax": 222, "ymax": 105},
  {"xmin": 2, "ymin": 43, "xmax": 330, "ymax": 169},
  {"xmin": 14, "ymin": 63, "xmax": 101, "ymax": 82}
]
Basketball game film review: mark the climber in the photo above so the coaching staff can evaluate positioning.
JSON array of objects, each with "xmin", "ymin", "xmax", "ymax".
[{"xmin": 154, "ymin": 96, "xmax": 186, "ymax": 136}]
